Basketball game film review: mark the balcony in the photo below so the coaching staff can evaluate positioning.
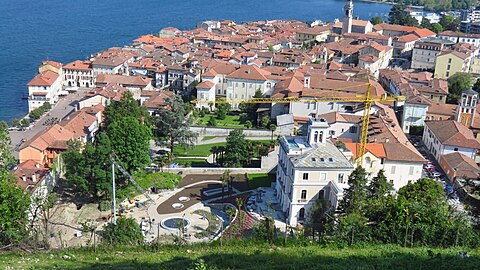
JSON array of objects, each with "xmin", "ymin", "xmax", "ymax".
[{"xmin": 29, "ymin": 96, "xmax": 49, "ymax": 101}]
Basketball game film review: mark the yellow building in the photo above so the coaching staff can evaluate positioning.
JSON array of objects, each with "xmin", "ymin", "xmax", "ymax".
[{"xmin": 434, "ymin": 50, "xmax": 472, "ymax": 79}]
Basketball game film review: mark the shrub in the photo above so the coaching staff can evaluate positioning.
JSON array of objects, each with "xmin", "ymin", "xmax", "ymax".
[
  {"xmin": 99, "ymin": 200, "xmax": 112, "ymax": 211},
  {"xmin": 101, "ymin": 217, "xmax": 144, "ymax": 246},
  {"xmin": 207, "ymin": 116, "xmax": 217, "ymax": 126}
]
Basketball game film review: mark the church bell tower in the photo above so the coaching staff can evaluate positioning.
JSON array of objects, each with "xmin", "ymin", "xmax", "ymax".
[
  {"xmin": 455, "ymin": 89, "xmax": 478, "ymax": 127},
  {"xmin": 342, "ymin": 0, "xmax": 354, "ymax": 35}
]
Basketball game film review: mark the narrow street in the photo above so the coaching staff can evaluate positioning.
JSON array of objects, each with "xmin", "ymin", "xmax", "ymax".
[{"xmin": 8, "ymin": 88, "xmax": 89, "ymax": 158}]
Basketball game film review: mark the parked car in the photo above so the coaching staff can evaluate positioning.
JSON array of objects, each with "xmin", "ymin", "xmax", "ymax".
[
  {"xmin": 430, "ymin": 171, "xmax": 441, "ymax": 178},
  {"xmin": 156, "ymin": 149, "xmax": 169, "ymax": 155},
  {"xmin": 424, "ymin": 164, "xmax": 434, "ymax": 169}
]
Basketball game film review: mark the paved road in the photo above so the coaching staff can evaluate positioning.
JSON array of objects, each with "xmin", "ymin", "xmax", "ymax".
[{"xmin": 9, "ymin": 88, "xmax": 89, "ymax": 158}]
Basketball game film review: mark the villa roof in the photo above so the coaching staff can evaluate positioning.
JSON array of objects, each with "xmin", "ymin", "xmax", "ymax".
[{"xmin": 426, "ymin": 120, "xmax": 480, "ymax": 149}]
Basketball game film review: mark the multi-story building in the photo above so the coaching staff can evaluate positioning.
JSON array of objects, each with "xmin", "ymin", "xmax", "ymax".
[
  {"xmin": 423, "ymin": 120, "xmax": 480, "ymax": 162},
  {"xmin": 411, "ymin": 38, "xmax": 455, "ymax": 70},
  {"xmin": 434, "ymin": 50, "xmax": 473, "ymax": 79},
  {"xmin": 63, "ymin": 60, "xmax": 95, "ymax": 88},
  {"xmin": 27, "ymin": 69, "xmax": 63, "ymax": 112},
  {"xmin": 276, "ymin": 118, "xmax": 354, "ymax": 226},
  {"xmin": 401, "ymin": 95, "xmax": 431, "ymax": 133}
]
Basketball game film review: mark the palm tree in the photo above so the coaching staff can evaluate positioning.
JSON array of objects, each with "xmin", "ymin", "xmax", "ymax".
[
  {"xmin": 269, "ymin": 124, "xmax": 277, "ymax": 141},
  {"xmin": 220, "ymin": 170, "xmax": 231, "ymax": 199},
  {"xmin": 210, "ymin": 146, "xmax": 218, "ymax": 164}
]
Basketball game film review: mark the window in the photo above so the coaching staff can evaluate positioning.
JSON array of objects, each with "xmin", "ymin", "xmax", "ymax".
[
  {"xmin": 314, "ymin": 131, "xmax": 318, "ymax": 142},
  {"xmin": 454, "ymin": 147, "xmax": 458, "ymax": 151},
  {"xmin": 318, "ymin": 190, "xmax": 325, "ymax": 200},
  {"xmin": 447, "ymin": 65, "xmax": 451, "ymax": 70},
  {"xmin": 338, "ymin": 173, "xmax": 344, "ymax": 183},
  {"xmin": 299, "ymin": 208, "xmax": 305, "ymax": 220},
  {"xmin": 446, "ymin": 72, "xmax": 450, "ymax": 77},
  {"xmin": 448, "ymin": 58, "xmax": 452, "ymax": 63},
  {"xmin": 439, "ymin": 96, "xmax": 443, "ymax": 101},
  {"xmin": 303, "ymin": 173, "xmax": 309, "ymax": 180},
  {"xmin": 349, "ymin": 126, "xmax": 358, "ymax": 133},
  {"xmin": 321, "ymin": 173, "xmax": 327, "ymax": 180},
  {"xmin": 329, "ymin": 130, "xmax": 335, "ymax": 136},
  {"xmin": 390, "ymin": 166, "xmax": 396, "ymax": 174},
  {"xmin": 409, "ymin": 166, "xmax": 414, "ymax": 175},
  {"xmin": 301, "ymin": 190, "xmax": 307, "ymax": 200}
]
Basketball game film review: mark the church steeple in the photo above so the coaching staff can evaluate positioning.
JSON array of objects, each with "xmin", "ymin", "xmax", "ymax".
[
  {"xmin": 342, "ymin": 0, "xmax": 353, "ymax": 35},
  {"xmin": 455, "ymin": 89, "xmax": 478, "ymax": 127}
]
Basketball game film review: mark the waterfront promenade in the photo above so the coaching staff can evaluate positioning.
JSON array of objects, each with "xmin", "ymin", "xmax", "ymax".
[{"xmin": 8, "ymin": 88, "xmax": 89, "ymax": 158}]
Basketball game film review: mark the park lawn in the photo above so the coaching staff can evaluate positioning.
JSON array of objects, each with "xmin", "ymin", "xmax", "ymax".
[
  {"xmin": 173, "ymin": 158, "xmax": 213, "ymax": 167},
  {"xmin": 247, "ymin": 173, "xmax": 275, "ymax": 189},
  {"xmin": 115, "ymin": 172, "xmax": 182, "ymax": 201},
  {"xmin": 173, "ymin": 142, "xmax": 226, "ymax": 157},
  {"xmin": 1, "ymin": 241, "xmax": 479, "ymax": 270},
  {"xmin": 201, "ymin": 136, "xmax": 218, "ymax": 141},
  {"xmin": 196, "ymin": 114, "xmax": 244, "ymax": 129}
]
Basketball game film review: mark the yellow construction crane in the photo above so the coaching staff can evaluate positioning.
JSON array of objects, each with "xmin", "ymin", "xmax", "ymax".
[{"xmin": 192, "ymin": 83, "xmax": 405, "ymax": 166}]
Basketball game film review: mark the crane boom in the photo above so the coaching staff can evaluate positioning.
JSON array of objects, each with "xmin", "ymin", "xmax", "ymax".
[{"xmin": 112, "ymin": 160, "xmax": 155, "ymax": 203}]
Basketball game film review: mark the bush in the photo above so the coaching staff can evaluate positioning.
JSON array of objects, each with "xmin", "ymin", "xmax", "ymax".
[
  {"xmin": 99, "ymin": 200, "xmax": 112, "ymax": 211},
  {"xmin": 101, "ymin": 217, "xmax": 144, "ymax": 246},
  {"xmin": 29, "ymin": 102, "xmax": 51, "ymax": 120},
  {"xmin": 207, "ymin": 116, "xmax": 217, "ymax": 126}
]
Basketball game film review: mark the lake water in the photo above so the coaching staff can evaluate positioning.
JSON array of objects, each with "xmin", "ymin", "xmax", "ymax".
[{"xmin": 0, "ymin": 0, "xmax": 393, "ymax": 123}]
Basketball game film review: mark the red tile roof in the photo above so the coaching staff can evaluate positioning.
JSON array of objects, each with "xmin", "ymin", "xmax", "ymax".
[{"xmin": 27, "ymin": 70, "xmax": 60, "ymax": 86}]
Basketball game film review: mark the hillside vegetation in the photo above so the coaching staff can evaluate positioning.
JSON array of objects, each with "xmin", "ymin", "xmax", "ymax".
[{"xmin": 1, "ymin": 240, "xmax": 479, "ymax": 270}]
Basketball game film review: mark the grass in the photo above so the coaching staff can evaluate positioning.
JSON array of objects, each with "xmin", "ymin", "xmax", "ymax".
[
  {"xmin": 196, "ymin": 114, "xmax": 245, "ymax": 129},
  {"xmin": 173, "ymin": 158, "xmax": 213, "ymax": 167},
  {"xmin": 247, "ymin": 173, "xmax": 276, "ymax": 189},
  {"xmin": 115, "ymin": 172, "xmax": 182, "ymax": 201},
  {"xmin": 201, "ymin": 136, "xmax": 218, "ymax": 141},
  {"xmin": 173, "ymin": 142, "xmax": 227, "ymax": 157},
  {"xmin": 1, "ymin": 241, "xmax": 479, "ymax": 269}
]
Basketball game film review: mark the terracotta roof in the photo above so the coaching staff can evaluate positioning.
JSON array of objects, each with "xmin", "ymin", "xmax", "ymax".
[
  {"xmin": 27, "ymin": 70, "xmax": 60, "ymax": 86},
  {"xmin": 425, "ymin": 120, "xmax": 480, "ymax": 149},
  {"xmin": 41, "ymin": 61, "xmax": 62, "ymax": 69},
  {"xmin": 317, "ymin": 112, "xmax": 362, "ymax": 124},
  {"xmin": 383, "ymin": 142, "xmax": 425, "ymax": 162},
  {"xmin": 96, "ymin": 74, "xmax": 152, "ymax": 87},
  {"xmin": 197, "ymin": 80, "xmax": 215, "ymax": 89},
  {"xmin": 142, "ymin": 91, "xmax": 174, "ymax": 109},
  {"xmin": 441, "ymin": 152, "xmax": 480, "ymax": 179},
  {"xmin": 412, "ymin": 28, "xmax": 436, "ymax": 38},
  {"xmin": 427, "ymin": 103, "xmax": 456, "ymax": 116},
  {"xmin": 64, "ymin": 60, "xmax": 92, "ymax": 71},
  {"xmin": 60, "ymin": 111, "xmax": 98, "ymax": 139},
  {"xmin": 406, "ymin": 95, "xmax": 431, "ymax": 106},
  {"xmin": 395, "ymin": 34, "xmax": 419, "ymax": 43},
  {"xmin": 344, "ymin": 142, "xmax": 386, "ymax": 160},
  {"xmin": 20, "ymin": 124, "xmax": 74, "ymax": 152},
  {"xmin": 13, "ymin": 160, "xmax": 50, "ymax": 191},
  {"xmin": 226, "ymin": 65, "xmax": 271, "ymax": 81}
]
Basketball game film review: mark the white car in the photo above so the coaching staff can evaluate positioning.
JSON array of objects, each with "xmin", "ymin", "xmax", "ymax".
[{"xmin": 431, "ymin": 171, "xmax": 441, "ymax": 178}]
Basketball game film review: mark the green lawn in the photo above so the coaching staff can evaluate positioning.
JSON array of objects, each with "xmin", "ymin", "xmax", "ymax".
[
  {"xmin": 173, "ymin": 141, "xmax": 272, "ymax": 157},
  {"xmin": 173, "ymin": 158, "xmax": 213, "ymax": 167},
  {"xmin": 115, "ymin": 172, "xmax": 182, "ymax": 201},
  {"xmin": 247, "ymin": 173, "xmax": 276, "ymax": 189},
  {"xmin": 173, "ymin": 142, "xmax": 227, "ymax": 157},
  {"xmin": 1, "ymin": 241, "xmax": 479, "ymax": 270},
  {"xmin": 196, "ymin": 114, "xmax": 245, "ymax": 129},
  {"xmin": 201, "ymin": 136, "xmax": 218, "ymax": 141}
]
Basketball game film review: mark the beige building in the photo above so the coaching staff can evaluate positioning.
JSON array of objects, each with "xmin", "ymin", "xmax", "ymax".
[{"xmin": 434, "ymin": 50, "xmax": 473, "ymax": 79}]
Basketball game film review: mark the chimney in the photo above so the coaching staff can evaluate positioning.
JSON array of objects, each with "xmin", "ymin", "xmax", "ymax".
[
  {"xmin": 22, "ymin": 175, "xmax": 26, "ymax": 182},
  {"xmin": 32, "ymin": 174, "xmax": 37, "ymax": 183},
  {"xmin": 35, "ymin": 163, "xmax": 40, "ymax": 169},
  {"xmin": 304, "ymin": 74, "xmax": 311, "ymax": 88},
  {"xmin": 385, "ymin": 138, "xmax": 389, "ymax": 143}
]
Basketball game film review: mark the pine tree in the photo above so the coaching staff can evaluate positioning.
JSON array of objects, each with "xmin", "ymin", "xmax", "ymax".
[{"xmin": 338, "ymin": 167, "xmax": 368, "ymax": 215}]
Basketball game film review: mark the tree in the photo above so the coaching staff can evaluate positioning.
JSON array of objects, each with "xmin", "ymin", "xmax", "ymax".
[
  {"xmin": 101, "ymin": 217, "xmax": 144, "ymax": 246},
  {"xmin": 0, "ymin": 121, "xmax": 30, "ymax": 246},
  {"xmin": 366, "ymin": 170, "xmax": 393, "ymax": 223},
  {"xmin": 20, "ymin": 118, "xmax": 30, "ymax": 128},
  {"xmin": 155, "ymin": 95, "xmax": 198, "ymax": 156},
  {"xmin": 223, "ymin": 129, "xmax": 249, "ymax": 167},
  {"xmin": 269, "ymin": 124, "xmax": 277, "ymax": 141},
  {"xmin": 439, "ymin": 14, "xmax": 459, "ymax": 31},
  {"xmin": 370, "ymin": 16, "xmax": 383, "ymax": 25},
  {"xmin": 11, "ymin": 118, "xmax": 20, "ymax": 128},
  {"xmin": 305, "ymin": 199, "xmax": 333, "ymax": 240},
  {"xmin": 397, "ymin": 178, "xmax": 444, "ymax": 205},
  {"xmin": 103, "ymin": 92, "xmax": 150, "ymax": 128},
  {"xmin": 239, "ymin": 89, "xmax": 263, "ymax": 125},
  {"xmin": 338, "ymin": 167, "xmax": 368, "ymax": 215},
  {"xmin": 430, "ymin": 23, "xmax": 443, "ymax": 34},
  {"xmin": 207, "ymin": 116, "xmax": 217, "ymax": 126},
  {"xmin": 447, "ymin": 72, "xmax": 473, "ymax": 104},
  {"xmin": 472, "ymin": 78, "xmax": 480, "ymax": 94},
  {"xmin": 420, "ymin": 17, "xmax": 432, "ymax": 30},
  {"xmin": 216, "ymin": 103, "xmax": 231, "ymax": 120},
  {"xmin": 260, "ymin": 115, "xmax": 270, "ymax": 128},
  {"xmin": 388, "ymin": 4, "xmax": 418, "ymax": 27},
  {"xmin": 107, "ymin": 116, "xmax": 152, "ymax": 172}
]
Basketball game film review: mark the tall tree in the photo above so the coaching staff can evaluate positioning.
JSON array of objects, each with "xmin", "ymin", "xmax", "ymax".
[
  {"xmin": 338, "ymin": 167, "xmax": 368, "ymax": 215},
  {"xmin": 366, "ymin": 170, "xmax": 393, "ymax": 223},
  {"xmin": 439, "ymin": 14, "xmax": 459, "ymax": 31},
  {"xmin": 0, "ymin": 121, "xmax": 30, "ymax": 246},
  {"xmin": 472, "ymin": 78, "xmax": 480, "ymax": 94},
  {"xmin": 239, "ymin": 89, "xmax": 263, "ymax": 125},
  {"xmin": 447, "ymin": 72, "xmax": 473, "ymax": 104},
  {"xmin": 107, "ymin": 116, "xmax": 152, "ymax": 172},
  {"xmin": 103, "ymin": 92, "xmax": 150, "ymax": 128},
  {"xmin": 155, "ymin": 95, "xmax": 197, "ymax": 156},
  {"xmin": 223, "ymin": 129, "xmax": 249, "ymax": 167},
  {"xmin": 388, "ymin": 4, "xmax": 418, "ymax": 27}
]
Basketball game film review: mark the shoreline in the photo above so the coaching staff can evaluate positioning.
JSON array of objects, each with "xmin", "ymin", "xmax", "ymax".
[{"xmin": 357, "ymin": 0, "xmax": 424, "ymax": 9}]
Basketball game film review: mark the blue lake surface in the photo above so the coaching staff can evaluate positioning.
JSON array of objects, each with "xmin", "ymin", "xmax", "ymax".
[{"xmin": 0, "ymin": 0, "xmax": 393, "ymax": 123}]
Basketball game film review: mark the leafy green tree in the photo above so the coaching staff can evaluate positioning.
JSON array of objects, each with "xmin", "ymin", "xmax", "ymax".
[
  {"xmin": 338, "ymin": 167, "xmax": 368, "ymax": 215},
  {"xmin": 447, "ymin": 72, "xmax": 473, "ymax": 104},
  {"xmin": 101, "ymin": 217, "xmax": 144, "ymax": 246},
  {"xmin": 338, "ymin": 212, "xmax": 368, "ymax": 245},
  {"xmin": 11, "ymin": 118, "xmax": 20, "ymax": 128},
  {"xmin": 366, "ymin": 170, "xmax": 393, "ymax": 223},
  {"xmin": 207, "ymin": 116, "xmax": 217, "ymax": 126},
  {"xmin": 107, "ymin": 116, "xmax": 152, "ymax": 172},
  {"xmin": 388, "ymin": 4, "xmax": 418, "ymax": 26},
  {"xmin": 370, "ymin": 16, "xmax": 384, "ymax": 25},
  {"xmin": 260, "ymin": 115, "xmax": 270, "ymax": 128},
  {"xmin": 472, "ymin": 78, "xmax": 480, "ymax": 94},
  {"xmin": 216, "ymin": 103, "xmax": 231, "ymax": 120},
  {"xmin": 223, "ymin": 129, "xmax": 249, "ymax": 167},
  {"xmin": 0, "ymin": 121, "xmax": 30, "ymax": 246},
  {"xmin": 439, "ymin": 14, "xmax": 459, "ymax": 31},
  {"xmin": 430, "ymin": 23, "xmax": 443, "ymax": 33},
  {"xmin": 397, "ymin": 178, "xmax": 444, "ymax": 205},
  {"xmin": 305, "ymin": 199, "xmax": 334, "ymax": 240},
  {"xmin": 155, "ymin": 95, "xmax": 198, "ymax": 156},
  {"xmin": 239, "ymin": 90, "xmax": 263, "ymax": 125},
  {"xmin": 420, "ymin": 17, "xmax": 431, "ymax": 30},
  {"xmin": 104, "ymin": 92, "xmax": 150, "ymax": 128}
]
